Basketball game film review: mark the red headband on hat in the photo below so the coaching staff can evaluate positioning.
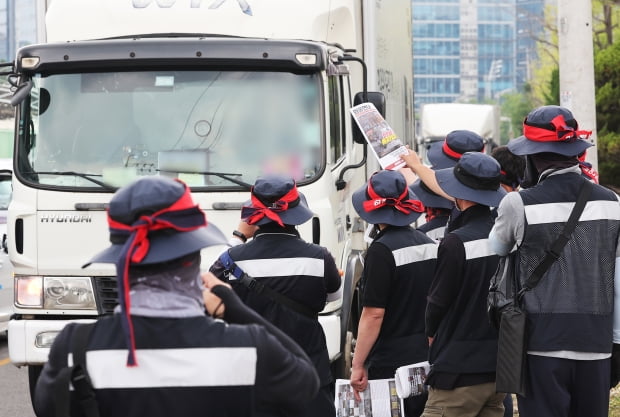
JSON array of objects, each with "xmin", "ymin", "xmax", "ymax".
[
  {"xmin": 363, "ymin": 180, "xmax": 425, "ymax": 215},
  {"xmin": 442, "ymin": 139, "xmax": 485, "ymax": 160},
  {"xmin": 523, "ymin": 114, "xmax": 592, "ymax": 143},
  {"xmin": 243, "ymin": 185, "xmax": 300, "ymax": 227},
  {"xmin": 109, "ymin": 180, "xmax": 206, "ymax": 367}
]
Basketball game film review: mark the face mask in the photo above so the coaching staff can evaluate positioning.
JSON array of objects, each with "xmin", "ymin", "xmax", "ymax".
[{"xmin": 520, "ymin": 155, "xmax": 539, "ymax": 189}]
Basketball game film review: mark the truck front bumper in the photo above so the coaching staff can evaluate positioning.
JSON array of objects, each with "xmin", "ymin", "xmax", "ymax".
[
  {"xmin": 8, "ymin": 315, "xmax": 341, "ymax": 365},
  {"xmin": 8, "ymin": 318, "xmax": 95, "ymax": 366}
]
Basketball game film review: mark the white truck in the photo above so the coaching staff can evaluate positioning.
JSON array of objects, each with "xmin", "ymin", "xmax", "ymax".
[
  {"xmin": 6, "ymin": 0, "xmax": 414, "ymax": 394},
  {"xmin": 417, "ymin": 103, "xmax": 500, "ymax": 162}
]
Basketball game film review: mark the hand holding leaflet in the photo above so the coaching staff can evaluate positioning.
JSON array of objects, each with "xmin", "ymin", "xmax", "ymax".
[
  {"xmin": 350, "ymin": 103, "xmax": 408, "ymax": 170},
  {"xmin": 335, "ymin": 378, "xmax": 403, "ymax": 417}
]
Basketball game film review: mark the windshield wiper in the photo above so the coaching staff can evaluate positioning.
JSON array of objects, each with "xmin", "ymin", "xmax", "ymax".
[
  {"xmin": 29, "ymin": 171, "xmax": 117, "ymax": 190},
  {"xmin": 158, "ymin": 170, "xmax": 252, "ymax": 189}
]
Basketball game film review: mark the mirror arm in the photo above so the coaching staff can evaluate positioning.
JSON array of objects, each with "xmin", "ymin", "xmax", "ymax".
[
  {"xmin": 338, "ymin": 55, "xmax": 368, "ymax": 100},
  {"xmin": 335, "ymin": 143, "xmax": 367, "ymax": 191},
  {"xmin": 335, "ymin": 55, "xmax": 369, "ymax": 191}
]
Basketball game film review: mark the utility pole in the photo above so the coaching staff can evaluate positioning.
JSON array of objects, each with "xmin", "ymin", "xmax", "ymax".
[{"xmin": 557, "ymin": 0, "xmax": 598, "ymax": 169}]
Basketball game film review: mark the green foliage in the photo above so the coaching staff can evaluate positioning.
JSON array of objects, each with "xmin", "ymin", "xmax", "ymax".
[
  {"xmin": 500, "ymin": 87, "xmax": 535, "ymax": 141},
  {"xmin": 542, "ymin": 67, "xmax": 559, "ymax": 105},
  {"xmin": 597, "ymin": 132, "xmax": 620, "ymax": 187},
  {"xmin": 594, "ymin": 36, "xmax": 620, "ymax": 186},
  {"xmin": 594, "ymin": 41, "xmax": 620, "ymax": 132}
]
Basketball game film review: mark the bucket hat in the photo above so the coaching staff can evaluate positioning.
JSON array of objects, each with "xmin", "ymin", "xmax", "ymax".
[
  {"xmin": 353, "ymin": 170, "xmax": 425, "ymax": 226},
  {"xmin": 84, "ymin": 176, "xmax": 226, "ymax": 267},
  {"xmin": 409, "ymin": 179, "xmax": 454, "ymax": 210},
  {"xmin": 508, "ymin": 105, "xmax": 593, "ymax": 157},
  {"xmin": 241, "ymin": 174, "xmax": 314, "ymax": 226},
  {"xmin": 427, "ymin": 130, "xmax": 485, "ymax": 169},
  {"xmin": 83, "ymin": 176, "xmax": 227, "ymax": 366},
  {"xmin": 435, "ymin": 152, "xmax": 507, "ymax": 207}
]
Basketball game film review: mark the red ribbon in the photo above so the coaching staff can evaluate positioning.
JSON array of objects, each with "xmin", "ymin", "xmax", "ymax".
[
  {"xmin": 523, "ymin": 114, "xmax": 592, "ymax": 143},
  {"xmin": 579, "ymin": 162, "xmax": 599, "ymax": 184},
  {"xmin": 243, "ymin": 185, "xmax": 300, "ymax": 227},
  {"xmin": 425, "ymin": 207, "xmax": 449, "ymax": 222},
  {"xmin": 110, "ymin": 180, "xmax": 206, "ymax": 367},
  {"xmin": 362, "ymin": 180, "xmax": 425, "ymax": 214},
  {"xmin": 442, "ymin": 139, "xmax": 485, "ymax": 160}
]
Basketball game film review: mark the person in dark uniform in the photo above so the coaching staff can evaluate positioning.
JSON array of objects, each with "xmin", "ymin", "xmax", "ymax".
[
  {"xmin": 210, "ymin": 174, "xmax": 342, "ymax": 417},
  {"xmin": 34, "ymin": 176, "xmax": 320, "ymax": 417},
  {"xmin": 490, "ymin": 106, "xmax": 620, "ymax": 417},
  {"xmin": 407, "ymin": 145, "xmax": 523, "ymax": 416},
  {"xmin": 349, "ymin": 170, "xmax": 437, "ymax": 417},
  {"xmin": 404, "ymin": 130, "xmax": 486, "ymax": 240},
  {"xmin": 422, "ymin": 152, "xmax": 507, "ymax": 417}
]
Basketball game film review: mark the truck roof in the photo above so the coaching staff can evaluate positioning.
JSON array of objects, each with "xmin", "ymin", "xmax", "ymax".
[
  {"xmin": 16, "ymin": 37, "xmax": 328, "ymax": 73},
  {"xmin": 46, "ymin": 0, "xmax": 359, "ymax": 49}
]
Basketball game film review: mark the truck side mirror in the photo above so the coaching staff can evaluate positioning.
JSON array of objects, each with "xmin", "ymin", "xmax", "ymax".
[{"xmin": 352, "ymin": 92, "xmax": 386, "ymax": 144}]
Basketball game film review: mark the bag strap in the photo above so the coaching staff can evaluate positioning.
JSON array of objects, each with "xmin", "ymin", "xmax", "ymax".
[
  {"xmin": 519, "ymin": 179, "xmax": 593, "ymax": 297},
  {"xmin": 218, "ymin": 251, "xmax": 317, "ymax": 319},
  {"xmin": 54, "ymin": 323, "xmax": 99, "ymax": 417},
  {"xmin": 71, "ymin": 323, "xmax": 100, "ymax": 417}
]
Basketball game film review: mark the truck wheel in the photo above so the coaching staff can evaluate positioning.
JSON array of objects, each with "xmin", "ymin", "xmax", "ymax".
[
  {"xmin": 342, "ymin": 330, "xmax": 354, "ymax": 379},
  {"xmin": 28, "ymin": 365, "xmax": 43, "ymax": 404}
]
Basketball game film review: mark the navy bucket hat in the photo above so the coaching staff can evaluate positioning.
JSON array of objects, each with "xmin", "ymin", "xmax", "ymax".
[
  {"xmin": 353, "ymin": 170, "xmax": 425, "ymax": 226},
  {"xmin": 427, "ymin": 130, "xmax": 485, "ymax": 169},
  {"xmin": 241, "ymin": 174, "xmax": 314, "ymax": 226},
  {"xmin": 435, "ymin": 152, "xmax": 507, "ymax": 207},
  {"xmin": 409, "ymin": 179, "xmax": 454, "ymax": 210},
  {"xmin": 84, "ymin": 176, "xmax": 226, "ymax": 267},
  {"xmin": 508, "ymin": 105, "xmax": 593, "ymax": 157},
  {"xmin": 82, "ymin": 176, "xmax": 227, "ymax": 367}
]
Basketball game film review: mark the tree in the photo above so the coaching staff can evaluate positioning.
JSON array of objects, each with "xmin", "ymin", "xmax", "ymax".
[
  {"xmin": 593, "ymin": 0, "xmax": 620, "ymax": 48},
  {"xmin": 542, "ymin": 67, "xmax": 559, "ymax": 105},
  {"xmin": 500, "ymin": 84, "xmax": 535, "ymax": 141},
  {"xmin": 594, "ymin": 34, "xmax": 620, "ymax": 186}
]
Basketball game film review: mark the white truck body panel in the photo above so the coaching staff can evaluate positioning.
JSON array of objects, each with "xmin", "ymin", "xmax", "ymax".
[
  {"xmin": 420, "ymin": 103, "xmax": 500, "ymax": 145},
  {"xmin": 46, "ymin": 0, "xmax": 357, "ymax": 47}
]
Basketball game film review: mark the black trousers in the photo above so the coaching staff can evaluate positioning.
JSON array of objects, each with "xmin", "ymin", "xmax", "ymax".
[
  {"xmin": 368, "ymin": 366, "xmax": 427, "ymax": 417},
  {"xmin": 298, "ymin": 383, "xmax": 336, "ymax": 417},
  {"xmin": 516, "ymin": 354, "xmax": 610, "ymax": 417}
]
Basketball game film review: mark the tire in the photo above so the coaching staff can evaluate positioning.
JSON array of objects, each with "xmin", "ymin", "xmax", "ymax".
[
  {"xmin": 28, "ymin": 365, "xmax": 43, "ymax": 406},
  {"xmin": 342, "ymin": 330, "xmax": 354, "ymax": 379}
]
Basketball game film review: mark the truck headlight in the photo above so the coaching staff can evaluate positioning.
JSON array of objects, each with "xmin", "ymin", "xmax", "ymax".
[
  {"xmin": 44, "ymin": 277, "xmax": 96, "ymax": 310},
  {"xmin": 15, "ymin": 276, "xmax": 96, "ymax": 310},
  {"xmin": 15, "ymin": 276, "xmax": 43, "ymax": 307}
]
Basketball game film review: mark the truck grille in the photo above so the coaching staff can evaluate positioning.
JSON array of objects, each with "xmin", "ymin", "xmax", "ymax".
[{"xmin": 93, "ymin": 276, "xmax": 118, "ymax": 315}]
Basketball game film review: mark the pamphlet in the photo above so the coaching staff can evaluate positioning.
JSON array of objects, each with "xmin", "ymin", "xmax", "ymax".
[
  {"xmin": 350, "ymin": 103, "xmax": 408, "ymax": 170},
  {"xmin": 335, "ymin": 378, "xmax": 403, "ymax": 417},
  {"xmin": 394, "ymin": 361, "xmax": 430, "ymax": 398}
]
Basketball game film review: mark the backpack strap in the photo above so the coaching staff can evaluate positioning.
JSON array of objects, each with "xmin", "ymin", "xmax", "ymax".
[
  {"xmin": 218, "ymin": 250, "xmax": 318, "ymax": 319},
  {"xmin": 54, "ymin": 322, "xmax": 99, "ymax": 417},
  {"xmin": 218, "ymin": 250, "xmax": 245, "ymax": 279}
]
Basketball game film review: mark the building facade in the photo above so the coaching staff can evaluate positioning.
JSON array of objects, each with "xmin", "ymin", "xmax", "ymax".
[
  {"xmin": 0, "ymin": 0, "xmax": 40, "ymax": 63},
  {"xmin": 412, "ymin": 0, "xmax": 545, "ymax": 111}
]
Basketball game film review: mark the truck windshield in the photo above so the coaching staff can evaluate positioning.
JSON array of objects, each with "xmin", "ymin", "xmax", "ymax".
[{"xmin": 17, "ymin": 70, "xmax": 322, "ymax": 189}]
